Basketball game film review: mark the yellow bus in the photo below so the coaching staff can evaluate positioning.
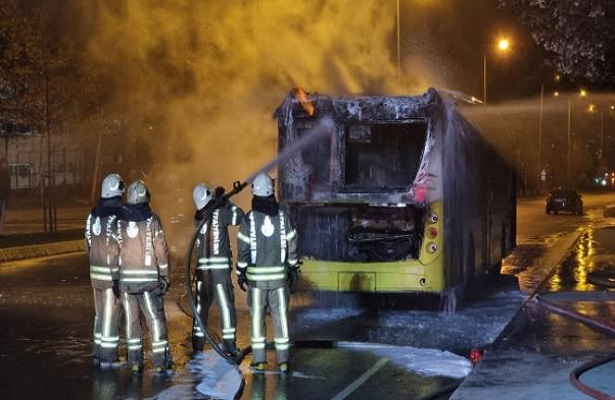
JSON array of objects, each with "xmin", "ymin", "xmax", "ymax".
[{"xmin": 274, "ymin": 88, "xmax": 516, "ymax": 310}]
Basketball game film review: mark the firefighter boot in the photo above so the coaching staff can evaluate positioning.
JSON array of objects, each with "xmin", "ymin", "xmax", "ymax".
[
  {"xmin": 251, "ymin": 362, "xmax": 267, "ymax": 373},
  {"xmin": 278, "ymin": 362, "xmax": 289, "ymax": 374},
  {"xmin": 223, "ymin": 339, "xmax": 240, "ymax": 357},
  {"xmin": 192, "ymin": 337, "xmax": 205, "ymax": 353},
  {"xmin": 154, "ymin": 362, "xmax": 175, "ymax": 375},
  {"xmin": 131, "ymin": 363, "xmax": 143, "ymax": 375}
]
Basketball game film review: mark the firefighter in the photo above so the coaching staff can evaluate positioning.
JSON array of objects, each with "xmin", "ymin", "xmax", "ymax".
[
  {"xmin": 191, "ymin": 183, "xmax": 245, "ymax": 356},
  {"xmin": 85, "ymin": 173, "xmax": 125, "ymax": 367},
  {"xmin": 117, "ymin": 180, "xmax": 173, "ymax": 374},
  {"xmin": 236, "ymin": 172, "xmax": 299, "ymax": 373}
]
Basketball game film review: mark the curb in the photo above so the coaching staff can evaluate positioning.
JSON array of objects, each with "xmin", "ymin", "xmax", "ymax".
[
  {"xmin": 450, "ymin": 229, "xmax": 585, "ymax": 399},
  {"xmin": 0, "ymin": 240, "xmax": 86, "ymax": 263}
]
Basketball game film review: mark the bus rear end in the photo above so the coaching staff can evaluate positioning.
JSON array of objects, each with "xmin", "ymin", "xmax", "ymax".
[{"xmin": 275, "ymin": 88, "xmax": 447, "ymax": 297}]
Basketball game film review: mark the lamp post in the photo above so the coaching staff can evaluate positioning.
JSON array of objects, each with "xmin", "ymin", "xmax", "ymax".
[
  {"xmin": 561, "ymin": 89, "xmax": 588, "ymax": 188},
  {"xmin": 538, "ymin": 83, "xmax": 544, "ymax": 193},
  {"xmin": 600, "ymin": 109, "xmax": 604, "ymax": 160},
  {"xmin": 483, "ymin": 52, "xmax": 487, "ymax": 104},
  {"xmin": 483, "ymin": 37, "xmax": 510, "ymax": 104},
  {"xmin": 396, "ymin": 0, "xmax": 401, "ymax": 86},
  {"xmin": 588, "ymin": 104, "xmax": 614, "ymax": 160},
  {"xmin": 567, "ymin": 98, "xmax": 571, "ymax": 188}
]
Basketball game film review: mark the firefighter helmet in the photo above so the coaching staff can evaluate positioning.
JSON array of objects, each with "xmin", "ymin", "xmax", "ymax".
[
  {"xmin": 252, "ymin": 173, "xmax": 274, "ymax": 197},
  {"xmin": 126, "ymin": 180, "xmax": 150, "ymax": 205},
  {"xmin": 101, "ymin": 173, "xmax": 125, "ymax": 199},
  {"xmin": 192, "ymin": 183, "xmax": 212, "ymax": 209}
]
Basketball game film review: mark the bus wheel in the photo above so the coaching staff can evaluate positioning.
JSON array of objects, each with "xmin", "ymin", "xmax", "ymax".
[
  {"xmin": 501, "ymin": 224, "xmax": 508, "ymax": 259},
  {"xmin": 464, "ymin": 235, "xmax": 477, "ymax": 300}
]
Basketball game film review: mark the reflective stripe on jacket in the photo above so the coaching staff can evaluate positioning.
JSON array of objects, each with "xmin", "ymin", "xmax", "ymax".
[
  {"xmin": 118, "ymin": 214, "xmax": 169, "ymax": 293},
  {"xmin": 86, "ymin": 212, "xmax": 121, "ymax": 289},
  {"xmin": 195, "ymin": 203, "xmax": 245, "ymax": 283},
  {"xmin": 237, "ymin": 208, "xmax": 297, "ymax": 290}
]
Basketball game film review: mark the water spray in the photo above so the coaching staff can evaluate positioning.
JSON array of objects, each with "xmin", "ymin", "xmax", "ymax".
[{"xmin": 183, "ymin": 116, "xmax": 334, "ymax": 365}]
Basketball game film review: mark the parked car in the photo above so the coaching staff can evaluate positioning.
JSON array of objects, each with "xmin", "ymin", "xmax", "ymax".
[{"xmin": 546, "ymin": 188, "xmax": 583, "ymax": 215}]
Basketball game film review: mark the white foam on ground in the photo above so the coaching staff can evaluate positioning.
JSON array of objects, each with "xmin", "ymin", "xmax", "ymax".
[{"xmin": 337, "ymin": 342, "xmax": 473, "ymax": 379}]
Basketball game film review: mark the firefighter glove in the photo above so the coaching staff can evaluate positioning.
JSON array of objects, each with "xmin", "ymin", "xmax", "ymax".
[
  {"xmin": 214, "ymin": 187, "xmax": 228, "ymax": 207},
  {"xmin": 159, "ymin": 276, "xmax": 170, "ymax": 294},
  {"xmin": 288, "ymin": 267, "xmax": 299, "ymax": 291},
  {"xmin": 237, "ymin": 268, "xmax": 247, "ymax": 292},
  {"xmin": 112, "ymin": 279, "xmax": 120, "ymax": 298}
]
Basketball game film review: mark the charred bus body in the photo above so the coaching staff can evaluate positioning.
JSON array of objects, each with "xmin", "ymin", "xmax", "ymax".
[{"xmin": 275, "ymin": 88, "xmax": 516, "ymax": 308}]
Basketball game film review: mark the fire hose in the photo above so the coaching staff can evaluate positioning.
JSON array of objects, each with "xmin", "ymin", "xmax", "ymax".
[
  {"xmin": 183, "ymin": 179, "xmax": 250, "ymax": 365},
  {"xmin": 535, "ymin": 293, "xmax": 615, "ymax": 400},
  {"xmin": 175, "ymin": 114, "xmax": 336, "ymax": 398},
  {"xmin": 180, "ymin": 116, "xmax": 334, "ymax": 366}
]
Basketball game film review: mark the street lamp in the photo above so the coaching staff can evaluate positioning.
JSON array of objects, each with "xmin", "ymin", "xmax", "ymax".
[
  {"xmin": 586, "ymin": 103, "xmax": 615, "ymax": 169},
  {"xmin": 567, "ymin": 97, "xmax": 571, "ymax": 188},
  {"xmin": 396, "ymin": 0, "xmax": 401, "ymax": 86},
  {"xmin": 538, "ymin": 84, "xmax": 544, "ymax": 192},
  {"xmin": 483, "ymin": 37, "xmax": 511, "ymax": 104},
  {"xmin": 562, "ymin": 90, "xmax": 587, "ymax": 188}
]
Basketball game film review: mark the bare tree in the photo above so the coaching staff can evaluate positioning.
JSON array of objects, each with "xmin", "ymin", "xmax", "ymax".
[
  {"xmin": 0, "ymin": 0, "xmax": 100, "ymax": 235},
  {"xmin": 499, "ymin": 0, "xmax": 615, "ymax": 88}
]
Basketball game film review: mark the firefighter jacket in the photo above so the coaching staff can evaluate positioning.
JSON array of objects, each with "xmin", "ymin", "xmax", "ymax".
[
  {"xmin": 85, "ymin": 196, "xmax": 123, "ymax": 290},
  {"xmin": 237, "ymin": 197, "xmax": 298, "ymax": 290},
  {"xmin": 117, "ymin": 203, "xmax": 170, "ymax": 294},
  {"xmin": 194, "ymin": 201, "xmax": 245, "ymax": 283}
]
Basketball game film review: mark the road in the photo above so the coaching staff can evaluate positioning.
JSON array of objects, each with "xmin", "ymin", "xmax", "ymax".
[
  {"xmin": 516, "ymin": 191, "xmax": 612, "ymax": 239},
  {"xmin": 452, "ymin": 194, "xmax": 615, "ymax": 399},
  {"xmin": 0, "ymin": 192, "xmax": 614, "ymax": 399}
]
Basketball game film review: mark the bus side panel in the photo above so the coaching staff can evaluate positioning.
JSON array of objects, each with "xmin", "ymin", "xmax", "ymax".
[{"xmin": 440, "ymin": 103, "xmax": 516, "ymax": 292}]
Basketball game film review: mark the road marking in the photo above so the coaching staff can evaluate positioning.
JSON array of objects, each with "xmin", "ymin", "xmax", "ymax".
[{"xmin": 330, "ymin": 357, "xmax": 390, "ymax": 400}]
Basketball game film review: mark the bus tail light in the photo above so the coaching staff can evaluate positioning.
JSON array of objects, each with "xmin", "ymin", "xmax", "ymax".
[
  {"xmin": 427, "ymin": 242, "xmax": 438, "ymax": 253},
  {"xmin": 427, "ymin": 227, "xmax": 438, "ymax": 239},
  {"xmin": 429, "ymin": 212, "xmax": 439, "ymax": 223}
]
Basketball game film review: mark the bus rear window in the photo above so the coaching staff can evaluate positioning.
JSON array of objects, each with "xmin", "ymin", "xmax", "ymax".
[{"xmin": 344, "ymin": 122, "xmax": 427, "ymax": 190}]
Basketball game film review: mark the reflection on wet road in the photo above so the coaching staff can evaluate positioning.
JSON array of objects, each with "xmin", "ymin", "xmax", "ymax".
[{"xmin": 452, "ymin": 221, "xmax": 615, "ymax": 399}]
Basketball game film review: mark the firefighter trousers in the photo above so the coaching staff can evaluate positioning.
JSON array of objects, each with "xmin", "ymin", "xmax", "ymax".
[
  {"xmin": 122, "ymin": 288, "xmax": 173, "ymax": 370},
  {"xmin": 93, "ymin": 287, "xmax": 122, "ymax": 363},
  {"xmin": 248, "ymin": 286, "xmax": 290, "ymax": 365},
  {"xmin": 192, "ymin": 280, "xmax": 237, "ymax": 353}
]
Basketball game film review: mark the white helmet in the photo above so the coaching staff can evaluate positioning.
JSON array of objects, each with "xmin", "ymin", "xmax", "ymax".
[
  {"xmin": 192, "ymin": 183, "xmax": 212, "ymax": 209},
  {"xmin": 126, "ymin": 180, "xmax": 150, "ymax": 205},
  {"xmin": 252, "ymin": 173, "xmax": 274, "ymax": 197},
  {"xmin": 101, "ymin": 173, "xmax": 124, "ymax": 199}
]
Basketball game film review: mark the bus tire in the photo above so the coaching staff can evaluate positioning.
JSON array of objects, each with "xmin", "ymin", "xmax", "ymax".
[
  {"xmin": 501, "ymin": 223, "xmax": 508, "ymax": 259},
  {"xmin": 441, "ymin": 251, "xmax": 466, "ymax": 314},
  {"xmin": 464, "ymin": 234, "xmax": 477, "ymax": 300}
]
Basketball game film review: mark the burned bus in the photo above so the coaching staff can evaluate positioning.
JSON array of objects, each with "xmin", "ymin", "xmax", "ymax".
[{"xmin": 274, "ymin": 88, "xmax": 516, "ymax": 309}]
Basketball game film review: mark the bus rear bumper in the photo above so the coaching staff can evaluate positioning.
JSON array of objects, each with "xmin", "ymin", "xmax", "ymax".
[{"xmin": 298, "ymin": 258, "xmax": 446, "ymax": 294}]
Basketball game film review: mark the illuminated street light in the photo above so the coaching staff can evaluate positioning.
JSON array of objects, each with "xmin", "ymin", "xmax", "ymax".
[
  {"xmin": 538, "ymin": 74, "xmax": 565, "ymax": 193},
  {"xmin": 586, "ymin": 102, "xmax": 615, "ymax": 161},
  {"xmin": 498, "ymin": 38, "xmax": 510, "ymax": 51},
  {"xmin": 543, "ymin": 88, "xmax": 589, "ymax": 189},
  {"xmin": 483, "ymin": 36, "xmax": 511, "ymax": 104},
  {"xmin": 566, "ymin": 90, "xmax": 587, "ymax": 188}
]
